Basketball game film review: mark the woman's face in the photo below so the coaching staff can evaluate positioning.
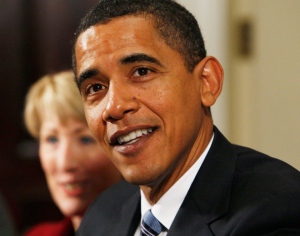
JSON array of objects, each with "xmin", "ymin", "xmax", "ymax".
[{"xmin": 39, "ymin": 116, "xmax": 122, "ymax": 218}]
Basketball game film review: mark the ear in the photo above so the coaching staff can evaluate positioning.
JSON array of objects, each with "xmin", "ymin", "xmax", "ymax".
[{"xmin": 193, "ymin": 56, "xmax": 223, "ymax": 107}]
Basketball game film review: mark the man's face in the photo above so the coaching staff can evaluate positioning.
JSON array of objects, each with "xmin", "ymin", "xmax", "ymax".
[{"xmin": 75, "ymin": 16, "xmax": 206, "ymax": 187}]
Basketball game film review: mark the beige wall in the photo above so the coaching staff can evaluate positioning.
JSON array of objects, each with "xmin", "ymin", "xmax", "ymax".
[{"xmin": 230, "ymin": 0, "xmax": 300, "ymax": 170}]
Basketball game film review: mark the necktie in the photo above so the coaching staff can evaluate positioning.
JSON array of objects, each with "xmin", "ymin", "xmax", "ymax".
[{"xmin": 140, "ymin": 210, "xmax": 165, "ymax": 236}]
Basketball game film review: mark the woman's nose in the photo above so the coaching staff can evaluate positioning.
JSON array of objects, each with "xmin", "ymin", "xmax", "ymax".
[{"xmin": 56, "ymin": 141, "xmax": 79, "ymax": 172}]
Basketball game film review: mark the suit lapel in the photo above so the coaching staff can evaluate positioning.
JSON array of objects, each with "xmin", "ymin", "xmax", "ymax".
[
  {"xmin": 168, "ymin": 127, "xmax": 237, "ymax": 234},
  {"xmin": 116, "ymin": 187, "xmax": 141, "ymax": 236}
]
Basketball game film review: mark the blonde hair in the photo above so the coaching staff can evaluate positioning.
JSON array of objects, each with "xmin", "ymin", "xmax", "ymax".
[{"xmin": 24, "ymin": 70, "xmax": 86, "ymax": 138}]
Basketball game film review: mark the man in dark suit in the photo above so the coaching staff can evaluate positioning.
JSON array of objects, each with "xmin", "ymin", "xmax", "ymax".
[{"xmin": 72, "ymin": 0, "xmax": 300, "ymax": 235}]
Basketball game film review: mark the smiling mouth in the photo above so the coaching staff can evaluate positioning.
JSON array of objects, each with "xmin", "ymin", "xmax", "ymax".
[
  {"xmin": 64, "ymin": 183, "xmax": 83, "ymax": 190},
  {"xmin": 117, "ymin": 128, "xmax": 154, "ymax": 145}
]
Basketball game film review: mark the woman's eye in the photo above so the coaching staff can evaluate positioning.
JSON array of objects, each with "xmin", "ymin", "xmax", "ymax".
[
  {"xmin": 86, "ymin": 83, "xmax": 105, "ymax": 95},
  {"xmin": 46, "ymin": 136, "xmax": 58, "ymax": 144},
  {"xmin": 133, "ymin": 68, "xmax": 151, "ymax": 77},
  {"xmin": 80, "ymin": 136, "xmax": 96, "ymax": 144}
]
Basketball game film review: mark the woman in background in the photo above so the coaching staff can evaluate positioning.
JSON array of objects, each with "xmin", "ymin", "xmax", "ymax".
[{"xmin": 23, "ymin": 70, "xmax": 123, "ymax": 236}]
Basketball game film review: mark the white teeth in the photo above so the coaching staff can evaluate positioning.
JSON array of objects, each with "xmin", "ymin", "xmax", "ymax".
[
  {"xmin": 129, "ymin": 132, "xmax": 136, "ymax": 140},
  {"xmin": 118, "ymin": 136, "xmax": 125, "ymax": 143},
  {"xmin": 136, "ymin": 130, "xmax": 142, "ymax": 137},
  {"xmin": 65, "ymin": 183, "xmax": 81, "ymax": 190},
  {"xmin": 123, "ymin": 135, "xmax": 130, "ymax": 142},
  {"xmin": 142, "ymin": 129, "xmax": 148, "ymax": 135},
  {"xmin": 117, "ymin": 128, "xmax": 153, "ymax": 144}
]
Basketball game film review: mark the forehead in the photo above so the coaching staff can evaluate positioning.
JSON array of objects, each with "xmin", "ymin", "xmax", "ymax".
[
  {"xmin": 75, "ymin": 16, "xmax": 166, "ymax": 71},
  {"xmin": 80, "ymin": 16, "xmax": 159, "ymax": 46},
  {"xmin": 40, "ymin": 116, "xmax": 87, "ymax": 132}
]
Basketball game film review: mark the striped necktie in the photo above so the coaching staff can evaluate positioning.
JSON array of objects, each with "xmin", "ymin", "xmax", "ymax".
[{"xmin": 140, "ymin": 210, "xmax": 165, "ymax": 236}]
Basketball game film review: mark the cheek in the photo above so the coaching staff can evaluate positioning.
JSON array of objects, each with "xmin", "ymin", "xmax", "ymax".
[
  {"xmin": 86, "ymin": 153, "xmax": 115, "ymax": 174},
  {"xmin": 85, "ymin": 154, "xmax": 122, "ymax": 186},
  {"xmin": 163, "ymin": 78, "xmax": 201, "ymax": 119},
  {"xmin": 85, "ymin": 105, "xmax": 104, "ymax": 139},
  {"xmin": 143, "ymin": 74, "xmax": 192, "ymax": 114},
  {"xmin": 39, "ymin": 147, "xmax": 54, "ymax": 175},
  {"xmin": 39, "ymin": 148, "xmax": 58, "ymax": 197}
]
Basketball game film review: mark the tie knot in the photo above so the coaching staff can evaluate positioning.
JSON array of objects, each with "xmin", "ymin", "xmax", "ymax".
[{"xmin": 140, "ymin": 210, "xmax": 165, "ymax": 236}]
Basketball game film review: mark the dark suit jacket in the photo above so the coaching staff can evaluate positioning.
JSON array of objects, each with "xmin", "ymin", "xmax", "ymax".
[{"xmin": 77, "ymin": 127, "xmax": 300, "ymax": 236}]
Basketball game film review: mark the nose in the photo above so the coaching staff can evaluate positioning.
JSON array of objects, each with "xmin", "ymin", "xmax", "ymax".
[
  {"xmin": 56, "ymin": 140, "xmax": 79, "ymax": 172},
  {"xmin": 102, "ymin": 81, "xmax": 140, "ymax": 122}
]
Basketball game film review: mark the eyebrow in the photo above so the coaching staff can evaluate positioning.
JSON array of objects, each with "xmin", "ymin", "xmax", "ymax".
[
  {"xmin": 77, "ymin": 68, "xmax": 100, "ymax": 87},
  {"xmin": 120, "ymin": 53, "xmax": 163, "ymax": 67},
  {"xmin": 73, "ymin": 126, "xmax": 89, "ymax": 134}
]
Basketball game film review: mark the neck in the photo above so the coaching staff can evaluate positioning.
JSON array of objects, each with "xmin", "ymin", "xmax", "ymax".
[{"xmin": 71, "ymin": 215, "xmax": 82, "ymax": 231}]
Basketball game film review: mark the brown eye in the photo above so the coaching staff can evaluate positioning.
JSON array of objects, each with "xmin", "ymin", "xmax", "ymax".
[
  {"xmin": 86, "ymin": 83, "xmax": 105, "ymax": 95},
  {"xmin": 133, "ymin": 67, "xmax": 150, "ymax": 77}
]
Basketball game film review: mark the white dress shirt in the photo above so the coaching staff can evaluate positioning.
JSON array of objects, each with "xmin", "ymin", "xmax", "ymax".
[{"xmin": 134, "ymin": 135, "xmax": 214, "ymax": 235}]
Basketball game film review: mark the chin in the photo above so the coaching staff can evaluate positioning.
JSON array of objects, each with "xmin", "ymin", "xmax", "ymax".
[
  {"xmin": 123, "ymin": 172, "xmax": 156, "ymax": 186},
  {"xmin": 58, "ymin": 201, "xmax": 87, "ymax": 218}
]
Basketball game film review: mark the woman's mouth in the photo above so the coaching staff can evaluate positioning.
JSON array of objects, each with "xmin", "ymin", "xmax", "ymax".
[{"xmin": 62, "ymin": 182, "xmax": 87, "ymax": 196}]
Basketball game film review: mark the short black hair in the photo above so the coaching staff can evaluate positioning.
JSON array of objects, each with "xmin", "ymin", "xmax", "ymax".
[{"xmin": 72, "ymin": 0, "xmax": 206, "ymax": 77}]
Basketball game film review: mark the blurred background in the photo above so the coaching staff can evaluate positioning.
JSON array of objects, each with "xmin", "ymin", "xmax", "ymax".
[
  {"xmin": 0, "ymin": 0, "xmax": 100, "ymax": 234},
  {"xmin": 0, "ymin": 0, "xmax": 299, "ymax": 234}
]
